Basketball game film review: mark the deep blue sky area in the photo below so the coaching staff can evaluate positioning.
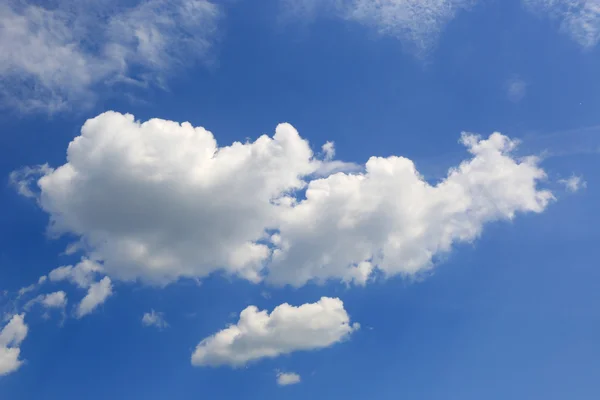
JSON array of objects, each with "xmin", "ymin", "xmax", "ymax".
[{"xmin": 1, "ymin": 0, "xmax": 599, "ymax": 399}]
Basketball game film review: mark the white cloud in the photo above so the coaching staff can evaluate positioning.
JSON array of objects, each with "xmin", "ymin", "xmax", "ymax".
[
  {"xmin": 39, "ymin": 291, "xmax": 67, "ymax": 309},
  {"xmin": 0, "ymin": 314, "xmax": 28, "ymax": 376},
  {"xmin": 277, "ymin": 371, "xmax": 301, "ymax": 386},
  {"xmin": 524, "ymin": 0, "xmax": 600, "ymax": 48},
  {"xmin": 142, "ymin": 310, "xmax": 168, "ymax": 329},
  {"xmin": 15, "ymin": 112, "xmax": 553, "ymax": 287},
  {"xmin": 0, "ymin": 0, "xmax": 220, "ymax": 112},
  {"xmin": 191, "ymin": 297, "xmax": 359, "ymax": 367},
  {"xmin": 49, "ymin": 259, "xmax": 103, "ymax": 289},
  {"xmin": 506, "ymin": 76, "xmax": 527, "ymax": 102},
  {"xmin": 558, "ymin": 175, "xmax": 587, "ymax": 192},
  {"xmin": 47, "ymin": 259, "xmax": 111, "ymax": 318},
  {"xmin": 25, "ymin": 291, "xmax": 67, "ymax": 311},
  {"xmin": 282, "ymin": 0, "xmax": 476, "ymax": 54},
  {"xmin": 321, "ymin": 141, "xmax": 336, "ymax": 160},
  {"xmin": 75, "ymin": 277, "xmax": 113, "ymax": 319}
]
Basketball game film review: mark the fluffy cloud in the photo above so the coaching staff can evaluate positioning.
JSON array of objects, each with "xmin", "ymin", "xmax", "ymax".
[
  {"xmin": 46, "ymin": 259, "xmax": 112, "ymax": 318},
  {"xmin": 75, "ymin": 277, "xmax": 113, "ymax": 319},
  {"xmin": 48, "ymin": 259, "xmax": 104, "ymax": 289},
  {"xmin": 191, "ymin": 297, "xmax": 359, "ymax": 367},
  {"xmin": 281, "ymin": 0, "xmax": 476, "ymax": 54},
  {"xmin": 524, "ymin": 0, "xmax": 600, "ymax": 48},
  {"xmin": 15, "ymin": 112, "xmax": 553, "ymax": 287},
  {"xmin": 0, "ymin": 314, "xmax": 28, "ymax": 376},
  {"xmin": 0, "ymin": 0, "xmax": 220, "ymax": 112},
  {"xmin": 39, "ymin": 291, "xmax": 67, "ymax": 309},
  {"xmin": 277, "ymin": 372, "xmax": 301, "ymax": 386},
  {"xmin": 142, "ymin": 310, "xmax": 169, "ymax": 329},
  {"xmin": 25, "ymin": 291, "xmax": 67, "ymax": 311}
]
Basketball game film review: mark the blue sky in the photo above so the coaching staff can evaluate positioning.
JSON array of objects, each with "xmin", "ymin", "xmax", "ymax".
[{"xmin": 1, "ymin": 0, "xmax": 599, "ymax": 399}]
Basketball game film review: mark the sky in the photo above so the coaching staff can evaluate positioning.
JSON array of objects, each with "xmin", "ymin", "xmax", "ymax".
[{"xmin": 1, "ymin": 0, "xmax": 599, "ymax": 399}]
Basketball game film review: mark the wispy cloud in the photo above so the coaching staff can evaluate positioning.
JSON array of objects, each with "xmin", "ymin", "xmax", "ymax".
[
  {"xmin": 524, "ymin": 0, "xmax": 600, "ymax": 48},
  {"xmin": 0, "ymin": 0, "xmax": 220, "ymax": 113},
  {"xmin": 142, "ymin": 310, "xmax": 169, "ymax": 329},
  {"xmin": 518, "ymin": 125, "xmax": 600, "ymax": 158},
  {"xmin": 506, "ymin": 76, "xmax": 527, "ymax": 102},
  {"xmin": 558, "ymin": 175, "xmax": 587, "ymax": 192},
  {"xmin": 280, "ymin": 0, "xmax": 476, "ymax": 55}
]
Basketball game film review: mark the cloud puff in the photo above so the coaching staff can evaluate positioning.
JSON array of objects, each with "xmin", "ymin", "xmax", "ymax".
[
  {"xmin": 25, "ymin": 291, "xmax": 67, "ymax": 311},
  {"xmin": 47, "ymin": 260, "xmax": 113, "ymax": 318},
  {"xmin": 39, "ymin": 291, "xmax": 67, "ymax": 309},
  {"xmin": 75, "ymin": 277, "xmax": 113, "ymax": 319},
  {"xmin": 0, "ymin": 314, "xmax": 28, "ymax": 376},
  {"xmin": 281, "ymin": 0, "xmax": 476, "ymax": 54},
  {"xmin": 49, "ymin": 259, "xmax": 104, "ymax": 289},
  {"xmin": 0, "ymin": 0, "xmax": 220, "ymax": 112},
  {"xmin": 142, "ymin": 310, "xmax": 169, "ymax": 329},
  {"xmin": 524, "ymin": 0, "xmax": 600, "ymax": 48},
  {"xmin": 15, "ymin": 112, "xmax": 553, "ymax": 287},
  {"xmin": 191, "ymin": 297, "xmax": 359, "ymax": 367},
  {"xmin": 558, "ymin": 175, "xmax": 587, "ymax": 192},
  {"xmin": 277, "ymin": 371, "xmax": 301, "ymax": 386}
]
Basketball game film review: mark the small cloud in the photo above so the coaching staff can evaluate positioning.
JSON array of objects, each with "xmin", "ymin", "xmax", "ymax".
[
  {"xmin": 191, "ymin": 297, "xmax": 359, "ymax": 367},
  {"xmin": 321, "ymin": 141, "xmax": 335, "ymax": 160},
  {"xmin": 260, "ymin": 291, "xmax": 271, "ymax": 299},
  {"xmin": 40, "ymin": 291, "xmax": 68, "ymax": 309},
  {"xmin": 506, "ymin": 76, "xmax": 527, "ymax": 102},
  {"xmin": 142, "ymin": 310, "xmax": 169, "ymax": 329},
  {"xmin": 75, "ymin": 277, "xmax": 113, "ymax": 319},
  {"xmin": 277, "ymin": 372, "xmax": 301, "ymax": 386},
  {"xmin": 0, "ymin": 314, "xmax": 28, "ymax": 376},
  {"xmin": 558, "ymin": 175, "xmax": 587, "ymax": 192},
  {"xmin": 49, "ymin": 259, "xmax": 103, "ymax": 289},
  {"xmin": 25, "ymin": 291, "xmax": 68, "ymax": 311}
]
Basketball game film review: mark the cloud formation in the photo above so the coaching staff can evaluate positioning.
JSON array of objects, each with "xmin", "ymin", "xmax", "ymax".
[
  {"xmin": 282, "ymin": 0, "xmax": 475, "ymax": 54},
  {"xmin": 142, "ymin": 310, "xmax": 169, "ymax": 329},
  {"xmin": 25, "ymin": 291, "xmax": 67, "ymax": 311},
  {"xmin": 0, "ymin": 0, "xmax": 220, "ymax": 112},
  {"xmin": 191, "ymin": 297, "xmax": 359, "ymax": 367},
  {"xmin": 14, "ymin": 112, "xmax": 553, "ymax": 287},
  {"xmin": 75, "ymin": 277, "xmax": 113, "ymax": 319},
  {"xmin": 558, "ymin": 175, "xmax": 587, "ymax": 192},
  {"xmin": 0, "ymin": 314, "xmax": 28, "ymax": 376},
  {"xmin": 276, "ymin": 371, "xmax": 301, "ymax": 386},
  {"xmin": 47, "ymin": 260, "xmax": 113, "ymax": 318},
  {"xmin": 524, "ymin": 0, "xmax": 600, "ymax": 48}
]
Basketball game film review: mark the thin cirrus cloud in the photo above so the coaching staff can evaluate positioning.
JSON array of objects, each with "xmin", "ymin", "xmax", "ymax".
[
  {"xmin": 0, "ymin": 314, "xmax": 28, "ymax": 376},
  {"xmin": 12, "ymin": 111, "xmax": 553, "ymax": 288},
  {"xmin": 191, "ymin": 297, "xmax": 359, "ymax": 367},
  {"xmin": 524, "ymin": 0, "xmax": 600, "ymax": 48},
  {"xmin": 281, "ymin": 0, "xmax": 477, "ymax": 55},
  {"xmin": 0, "ymin": 0, "xmax": 220, "ymax": 113}
]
